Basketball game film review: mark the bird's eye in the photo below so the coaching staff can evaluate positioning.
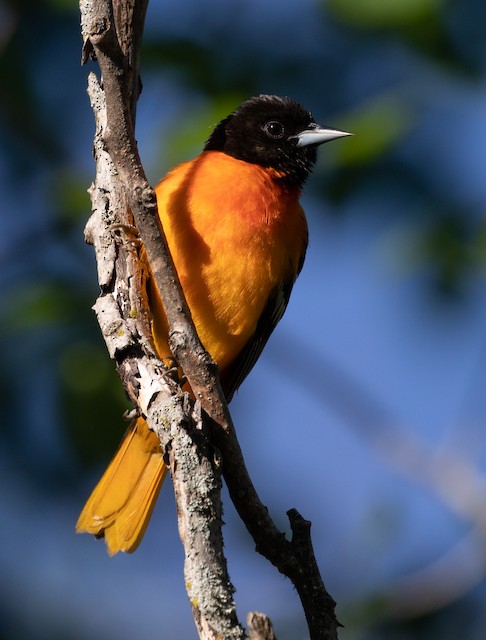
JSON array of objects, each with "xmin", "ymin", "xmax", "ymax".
[{"xmin": 262, "ymin": 120, "xmax": 285, "ymax": 139}]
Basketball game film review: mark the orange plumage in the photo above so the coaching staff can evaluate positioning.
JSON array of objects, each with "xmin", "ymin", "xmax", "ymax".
[{"xmin": 77, "ymin": 95, "xmax": 350, "ymax": 554}]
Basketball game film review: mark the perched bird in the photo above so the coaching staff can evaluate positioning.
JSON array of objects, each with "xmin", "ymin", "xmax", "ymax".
[{"xmin": 77, "ymin": 94, "xmax": 351, "ymax": 555}]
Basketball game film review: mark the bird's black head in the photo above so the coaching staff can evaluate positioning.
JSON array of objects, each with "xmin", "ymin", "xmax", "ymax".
[{"xmin": 204, "ymin": 94, "xmax": 350, "ymax": 186}]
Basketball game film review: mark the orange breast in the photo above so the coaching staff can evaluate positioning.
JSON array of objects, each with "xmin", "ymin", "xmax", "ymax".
[{"xmin": 152, "ymin": 151, "xmax": 307, "ymax": 373}]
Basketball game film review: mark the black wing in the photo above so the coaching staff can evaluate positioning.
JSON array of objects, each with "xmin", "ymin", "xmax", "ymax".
[{"xmin": 221, "ymin": 272, "xmax": 301, "ymax": 403}]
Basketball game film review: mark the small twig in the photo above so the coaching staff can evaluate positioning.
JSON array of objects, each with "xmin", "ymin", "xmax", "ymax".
[
  {"xmin": 209, "ymin": 428, "xmax": 341, "ymax": 639},
  {"xmin": 247, "ymin": 612, "xmax": 277, "ymax": 640}
]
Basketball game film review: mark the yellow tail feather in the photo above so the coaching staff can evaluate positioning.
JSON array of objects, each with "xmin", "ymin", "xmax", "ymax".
[{"xmin": 76, "ymin": 417, "xmax": 168, "ymax": 555}]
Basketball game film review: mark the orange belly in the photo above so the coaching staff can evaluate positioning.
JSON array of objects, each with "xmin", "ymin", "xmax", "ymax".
[{"xmin": 152, "ymin": 150, "xmax": 307, "ymax": 373}]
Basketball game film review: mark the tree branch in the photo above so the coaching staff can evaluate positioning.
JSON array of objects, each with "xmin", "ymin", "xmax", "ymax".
[
  {"xmin": 80, "ymin": 1, "xmax": 244, "ymax": 637},
  {"xmin": 79, "ymin": 1, "xmax": 340, "ymax": 637}
]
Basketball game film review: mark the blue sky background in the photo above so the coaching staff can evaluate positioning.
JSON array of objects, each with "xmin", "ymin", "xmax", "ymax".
[{"xmin": 2, "ymin": 0, "xmax": 486, "ymax": 638}]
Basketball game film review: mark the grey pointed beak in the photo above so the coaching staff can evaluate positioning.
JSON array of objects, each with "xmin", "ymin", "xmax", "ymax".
[{"xmin": 294, "ymin": 125, "xmax": 352, "ymax": 148}]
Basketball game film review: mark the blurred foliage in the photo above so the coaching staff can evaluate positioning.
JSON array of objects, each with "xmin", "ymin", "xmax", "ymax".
[
  {"xmin": 326, "ymin": 0, "xmax": 475, "ymax": 71},
  {"xmin": 333, "ymin": 94, "xmax": 415, "ymax": 167},
  {"xmin": 2, "ymin": 0, "xmax": 486, "ymax": 638},
  {"xmin": 327, "ymin": 0, "xmax": 445, "ymax": 28},
  {"xmin": 415, "ymin": 213, "xmax": 485, "ymax": 295}
]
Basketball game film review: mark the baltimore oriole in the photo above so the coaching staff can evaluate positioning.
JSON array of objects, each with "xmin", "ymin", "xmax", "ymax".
[{"xmin": 77, "ymin": 94, "xmax": 350, "ymax": 555}]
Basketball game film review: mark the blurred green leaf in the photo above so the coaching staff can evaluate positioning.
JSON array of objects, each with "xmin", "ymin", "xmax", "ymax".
[
  {"xmin": 60, "ymin": 341, "xmax": 112, "ymax": 394},
  {"xmin": 332, "ymin": 94, "xmax": 415, "ymax": 168},
  {"xmin": 45, "ymin": 0, "xmax": 77, "ymax": 11},
  {"xmin": 59, "ymin": 340, "xmax": 128, "ymax": 466},
  {"xmin": 327, "ymin": 0, "xmax": 444, "ymax": 28},
  {"xmin": 471, "ymin": 223, "xmax": 486, "ymax": 263},
  {"xmin": 408, "ymin": 213, "xmax": 486, "ymax": 295},
  {"xmin": 3, "ymin": 282, "xmax": 88, "ymax": 331},
  {"xmin": 53, "ymin": 171, "xmax": 91, "ymax": 224},
  {"xmin": 163, "ymin": 93, "xmax": 246, "ymax": 168}
]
